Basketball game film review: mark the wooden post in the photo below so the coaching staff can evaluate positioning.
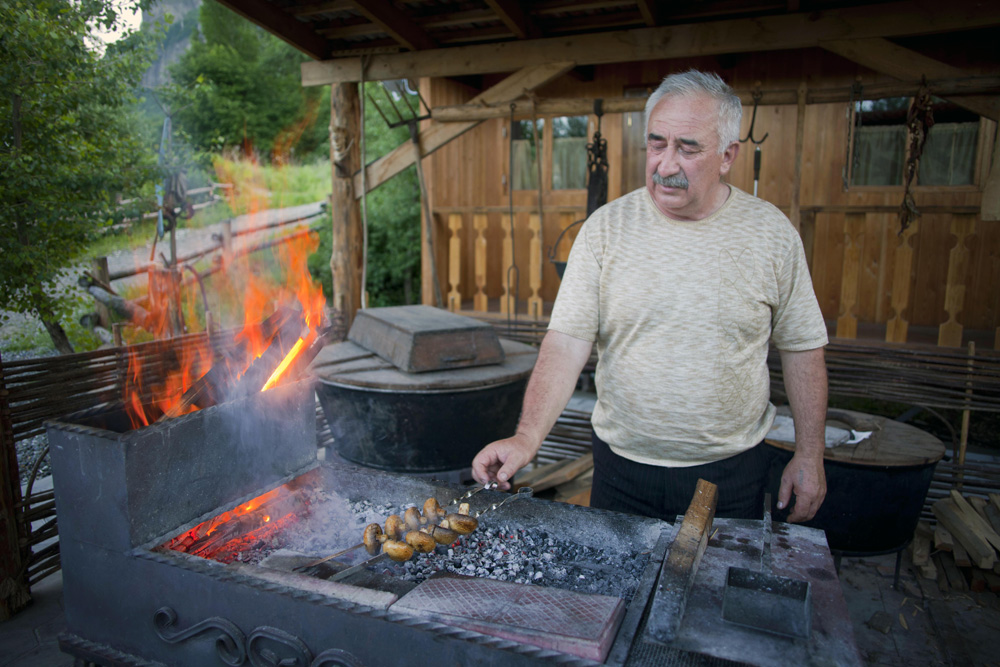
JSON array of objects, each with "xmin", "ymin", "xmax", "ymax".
[
  {"xmin": 528, "ymin": 213, "xmax": 543, "ymax": 319},
  {"xmin": 958, "ymin": 341, "xmax": 975, "ymax": 467},
  {"xmin": 836, "ymin": 213, "xmax": 866, "ymax": 339},
  {"xmin": 221, "ymin": 218, "xmax": 233, "ymax": 264},
  {"xmin": 790, "ymin": 82, "xmax": 807, "ymax": 232},
  {"xmin": 885, "ymin": 221, "xmax": 918, "ymax": 344},
  {"xmin": 447, "ymin": 214, "xmax": 462, "ymax": 312},
  {"xmin": 91, "ymin": 257, "xmax": 112, "ymax": 328},
  {"xmin": 0, "ymin": 352, "xmax": 30, "ymax": 620},
  {"xmin": 473, "ymin": 214, "xmax": 489, "ymax": 312},
  {"xmin": 500, "ymin": 214, "xmax": 515, "ymax": 315},
  {"xmin": 330, "ymin": 82, "xmax": 364, "ymax": 329},
  {"xmin": 938, "ymin": 214, "xmax": 976, "ymax": 347}
]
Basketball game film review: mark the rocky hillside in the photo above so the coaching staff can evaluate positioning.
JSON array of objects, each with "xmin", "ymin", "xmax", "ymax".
[{"xmin": 141, "ymin": 0, "xmax": 201, "ymax": 89}]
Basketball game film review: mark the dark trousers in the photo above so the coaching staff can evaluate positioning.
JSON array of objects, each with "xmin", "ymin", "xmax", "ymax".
[{"xmin": 589, "ymin": 429, "xmax": 773, "ymax": 522}]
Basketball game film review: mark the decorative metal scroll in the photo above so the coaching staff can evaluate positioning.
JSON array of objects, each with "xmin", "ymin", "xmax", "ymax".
[
  {"xmin": 153, "ymin": 606, "xmax": 247, "ymax": 666},
  {"xmin": 248, "ymin": 626, "xmax": 313, "ymax": 667},
  {"xmin": 152, "ymin": 607, "xmax": 366, "ymax": 667},
  {"xmin": 311, "ymin": 649, "xmax": 365, "ymax": 667}
]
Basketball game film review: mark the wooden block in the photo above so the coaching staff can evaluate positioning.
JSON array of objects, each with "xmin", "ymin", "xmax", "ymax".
[
  {"xmin": 933, "ymin": 554, "xmax": 950, "ymax": 593},
  {"xmin": 982, "ymin": 502, "xmax": 1000, "ymax": 537},
  {"xmin": 933, "ymin": 499, "xmax": 996, "ymax": 569},
  {"xmin": 937, "ymin": 552, "xmax": 969, "ymax": 592},
  {"xmin": 950, "ymin": 490, "xmax": 1000, "ymax": 552},
  {"xmin": 347, "ymin": 305, "xmax": 504, "ymax": 373},
  {"xmin": 990, "ymin": 493, "xmax": 1000, "ymax": 513},
  {"xmin": 915, "ymin": 521, "xmax": 934, "ymax": 541},
  {"xmin": 969, "ymin": 496, "xmax": 991, "ymax": 521},
  {"xmin": 644, "ymin": 479, "xmax": 718, "ymax": 645},
  {"xmin": 515, "ymin": 453, "xmax": 593, "ymax": 494},
  {"xmin": 912, "ymin": 531, "xmax": 931, "ymax": 566},
  {"xmin": 983, "ymin": 570, "xmax": 1000, "ymax": 594},
  {"xmin": 917, "ymin": 558, "xmax": 938, "ymax": 581},
  {"xmin": 971, "ymin": 568, "xmax": 988, "ymax": 593},
  {"xmin": 935, "ymin": 526, "xmax": 954, "ymax": 552},
  {"xmin": 554, "ymin": 468, "xmax": 594, "ymax": 507},
  {"xmin": 953, "ymin": 541, "xmax": 972, "ymax": 568}
]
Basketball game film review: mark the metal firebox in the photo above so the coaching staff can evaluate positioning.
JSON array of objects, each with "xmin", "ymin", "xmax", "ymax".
[{"xmin": 45, "ymin": 379, "xmax": 671, "ymax": 666}]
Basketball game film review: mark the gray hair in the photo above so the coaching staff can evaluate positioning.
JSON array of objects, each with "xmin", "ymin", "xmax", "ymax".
[{"xmin": 644, "ymin": 70, "xmax": 742, "ymax": 154}]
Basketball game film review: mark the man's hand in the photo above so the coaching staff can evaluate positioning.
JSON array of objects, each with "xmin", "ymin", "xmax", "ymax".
[
  {"xmin": 471, "ymin": 432, "xmax": 538, "ymax": 491},
  {"xmin": 777, "ymin": 453, "xmax": 826, "ymax": 522}
]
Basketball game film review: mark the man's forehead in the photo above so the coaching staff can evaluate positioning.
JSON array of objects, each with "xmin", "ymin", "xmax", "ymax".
[{"xmin": 648, "ymin": 95, "xmax": 718, "ymax": 139}]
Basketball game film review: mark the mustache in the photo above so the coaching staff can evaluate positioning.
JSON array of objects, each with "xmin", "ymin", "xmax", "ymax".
[{"xmin": 652, "ymin": 172, "xmax": 689, "ymax": 189}]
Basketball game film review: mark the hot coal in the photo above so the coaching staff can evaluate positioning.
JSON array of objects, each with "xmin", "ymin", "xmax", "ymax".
[{"xmin": 371, "ymin": 517, "xmax": 649, "ymax": 600}]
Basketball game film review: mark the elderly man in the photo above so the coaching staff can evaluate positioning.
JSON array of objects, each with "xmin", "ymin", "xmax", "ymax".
[{"xmin": 472, "ymin": 70, "xmax": 829, "ymax": 522}]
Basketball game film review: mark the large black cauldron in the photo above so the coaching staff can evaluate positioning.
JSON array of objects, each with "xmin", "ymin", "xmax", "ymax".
[
  {"xmin": 314, "ymin": 337, "xmax": 536, "ymax": 472},
  {"xmin": 766, "ymin": 408, "xmax": 944, "ymax": 555}
]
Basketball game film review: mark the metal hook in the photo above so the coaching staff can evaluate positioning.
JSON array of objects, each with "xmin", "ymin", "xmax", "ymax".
[{"xmin": 739, "ymin": 90, "xmax": 769, "ymax": 145}]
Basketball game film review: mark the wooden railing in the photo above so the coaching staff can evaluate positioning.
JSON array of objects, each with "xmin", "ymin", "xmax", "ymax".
[{"xmin": 439, "ymin": 203, "xmax": 997, "ymax": 351}]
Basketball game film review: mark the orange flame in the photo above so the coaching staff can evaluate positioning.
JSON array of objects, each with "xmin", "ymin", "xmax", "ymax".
[{"xmin": 121, "ymin": 172, "xmax": 326, "ymax": 429}]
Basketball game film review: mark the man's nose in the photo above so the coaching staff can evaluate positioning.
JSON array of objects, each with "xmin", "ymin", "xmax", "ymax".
[{"xmin": 655, "ymin": 146, "xmax": 680, "ymax": 174}]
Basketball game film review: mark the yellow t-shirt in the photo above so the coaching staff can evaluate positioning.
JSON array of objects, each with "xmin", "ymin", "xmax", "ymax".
[{"xmin": 549, "ymin": 185, "xmax": 828, "ymax": 467}]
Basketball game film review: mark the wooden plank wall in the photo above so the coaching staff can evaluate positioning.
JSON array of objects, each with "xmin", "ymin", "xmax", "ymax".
[{"xmin": 420, "ymin": 48, "xmax": 998, "ymax": 347}]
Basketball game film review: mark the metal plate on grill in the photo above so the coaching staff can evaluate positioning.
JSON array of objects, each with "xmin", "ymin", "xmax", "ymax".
[{"xmin": 392, "ymin": 572, "xmax": 625, "ymax": 661}]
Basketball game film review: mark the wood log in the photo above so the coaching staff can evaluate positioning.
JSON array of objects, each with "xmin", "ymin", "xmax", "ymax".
[
  {"xmin": 952, "ymin": 541, "xmax": 972, "ymax": 568},
  {"xmin": 934, "ymin": 526, "xmax": 954, "ymax": 552},
  {"xmin": 515, "ymin": 453, "xmax": 594, "ymax": 494},
  {"xmin": 933, "ymin": 499, "xmax": 996, "ymax": 569},
  {"xmin": 937, "ymin": 551, "xmax": 969, "ymax": 592},
  {"xmin": 950, "ymin": 490, "xmax": 1000, "ymax": 552}
]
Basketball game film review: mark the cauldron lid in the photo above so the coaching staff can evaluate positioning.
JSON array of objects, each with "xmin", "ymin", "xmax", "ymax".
[
  {"xmin": 311, "ymin": 338, "xmax": 536, "ymax": 391},
  {"xmin": 766, "ymin": 406, "xmax": 944, "ymax": 467}
]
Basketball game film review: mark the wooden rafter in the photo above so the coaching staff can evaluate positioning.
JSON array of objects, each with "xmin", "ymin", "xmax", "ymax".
[
  {"xmin": 352, "ymin": 61, "xmax": 576, "ymax": 197},
  {"xmin": 216, "ymin": 0, "xmax": 330, "ymax": 60},
  {"xmin": 429, "ymin": 76, "xmax": 1000, "ymax": 121},
  {"xmin": 634, "ymin": 0, "xmax": 658, "ymax": 26},
  {"xmin": 302, "ymin": 0, "xmax": 1000, "ymax": 85},
  {"xmin": 293, "ymin": 0, "xmax": 352, "ymax": 18},
  {"xmin": 821, "ymin": 38, "xmax": 999, "ymax": 120},
  {"xmin": 483, "ymin": 0, "xmax": 540, "ymax": 40},
  {"xmin": 345, "ymin": 0, "xmax": 437, "ymax": 51}
]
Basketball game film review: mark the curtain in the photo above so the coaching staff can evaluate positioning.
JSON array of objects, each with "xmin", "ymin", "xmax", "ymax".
[
  {"xmin": 852, "ymin": 126, "xmax": 905, "ymax": 186},
  {"xmin": 919, "ymin": 122, "xmax": 978, "ymax": 186},
  {"xmin": 552, "ymin": 137, "xmax": 587, "ymax": 190}
]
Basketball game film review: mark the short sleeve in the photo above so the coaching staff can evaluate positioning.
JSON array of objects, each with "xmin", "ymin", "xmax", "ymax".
[
  {"xmin": 770, "ymin": 231, "xmax": 829, "ymax": 351},
  {"xmin": 548, "ymin": 219, "xmax": 602, "ymax": 342}
]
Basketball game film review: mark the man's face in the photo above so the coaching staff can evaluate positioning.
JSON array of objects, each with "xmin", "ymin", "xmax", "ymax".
[{"xmin": 645, "ymin": 93, "xmax": 739, "ymax": 221}]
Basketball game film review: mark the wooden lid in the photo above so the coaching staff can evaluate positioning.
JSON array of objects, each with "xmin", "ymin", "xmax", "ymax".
[
  {"xmin": 347, "ymin": 305, "xmax": 505, "ymax": 373},
  {"xmin": 765, "ymin": 406, "xmax": 945, "ymax": 467},
  {"xmin": 311, "ymin": 338, "xmax": 536, "ymax": 391}
]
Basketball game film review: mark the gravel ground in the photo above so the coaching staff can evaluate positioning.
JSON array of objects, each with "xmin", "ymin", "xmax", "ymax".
[{"xmin": 2, "ymin": 348, "xmax": 58, "ymax": 486}]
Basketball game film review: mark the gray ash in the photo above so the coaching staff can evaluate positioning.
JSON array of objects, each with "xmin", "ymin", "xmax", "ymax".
[{"xmin": 373, "ymin": 519, "xmax": 648, "ymax": 599}]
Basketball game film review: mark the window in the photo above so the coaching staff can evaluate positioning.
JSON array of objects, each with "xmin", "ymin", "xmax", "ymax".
[
  {"xmin": 512, "ymin": 115, "xmax": 589, "ymax": 191},
  {"xmin": 551, "ymin": 116, "xmax": 588, "ymax": 190},
  {"xmin": 512, "ymin": 119, "xmax": 542, "ymax": 190},
  {"xmin": 849, "ymin": 97, "xmax": 980, "ymax": 187}
]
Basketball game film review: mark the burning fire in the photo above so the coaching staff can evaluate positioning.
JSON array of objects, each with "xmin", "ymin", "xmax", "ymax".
[{"xmin": 122, "ymin": 205, "xmax": 327, "ymax": 429}]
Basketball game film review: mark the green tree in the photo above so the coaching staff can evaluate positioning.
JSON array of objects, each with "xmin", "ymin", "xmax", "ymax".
[
  {"xmin": 311, "ymin": 82, "xmax": 421, "ymax": 307},
  {"xmin": 164, "ymin": 0, "xmax": 328, "ymax": 162},
  {"xmin": 0, "ymin": 0, "xmax": 160, "ymax": 353}
]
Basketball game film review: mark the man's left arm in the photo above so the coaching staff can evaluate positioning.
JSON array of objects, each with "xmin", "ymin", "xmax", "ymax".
[{"xmin": 777, "ymin": 347, "xmax": 828, "ymax": 522}]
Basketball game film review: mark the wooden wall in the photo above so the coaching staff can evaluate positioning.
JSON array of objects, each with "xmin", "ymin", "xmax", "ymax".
[{"xmin": 420, "ymin": 45, "xmax": 999, "ymax": 348}]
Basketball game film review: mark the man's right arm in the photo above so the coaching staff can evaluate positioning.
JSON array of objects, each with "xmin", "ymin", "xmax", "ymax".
[{"xmin": 471, "ymin": 330, "xmax": 593, "ymax": 490}]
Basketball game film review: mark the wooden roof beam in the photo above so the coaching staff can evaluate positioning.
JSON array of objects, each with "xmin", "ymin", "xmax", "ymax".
[
  {"xmin": 345, "ymin": 0, "xmax": 437, "ymax": 51},
  {"xmin": 483, "ymin": 0, "xmax": 541, "ymax": 39},
  {"xmin": 303, "ymin": 0, "xmax": 1000, "ymax": 85},
  {"xmin": 217, "ymin": 0, "xmax": 330, "ymax": 60},
  {"xmin": 429, "ymin": 76, "xmax": 1000, "ymax": 121},
  {"xmin": 821, "ymin": 37, "xmax": 999, "ymax": 120},
  {"xmin": 634, "ymin": 0, "xmax": 659, "ymax": 26},
  {"xmin": 352, "ymin": 61, "xmax": 575, "ymax": 198}
]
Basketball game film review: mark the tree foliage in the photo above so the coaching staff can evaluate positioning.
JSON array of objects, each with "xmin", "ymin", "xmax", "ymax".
[
  {"xmin": 164, "ymin": 0, "xmax": 328, "ymax": 163},
  {"xmin": 0, "ymin": 0, "xmax": 160, "ymax": 353},
  {"xmin": 310, "ymin": 82, "xmax": 421, "ymax": 307}
]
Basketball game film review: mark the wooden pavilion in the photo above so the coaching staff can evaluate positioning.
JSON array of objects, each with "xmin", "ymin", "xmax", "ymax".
[{"xmin": 217, "ymin": 0, "xmax": 1000, "ymax": 349}]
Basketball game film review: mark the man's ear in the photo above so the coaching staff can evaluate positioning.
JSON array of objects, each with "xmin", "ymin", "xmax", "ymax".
[{"xmin": 719, "ymin": 141, "xmax": 740, "ymax": 176}]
